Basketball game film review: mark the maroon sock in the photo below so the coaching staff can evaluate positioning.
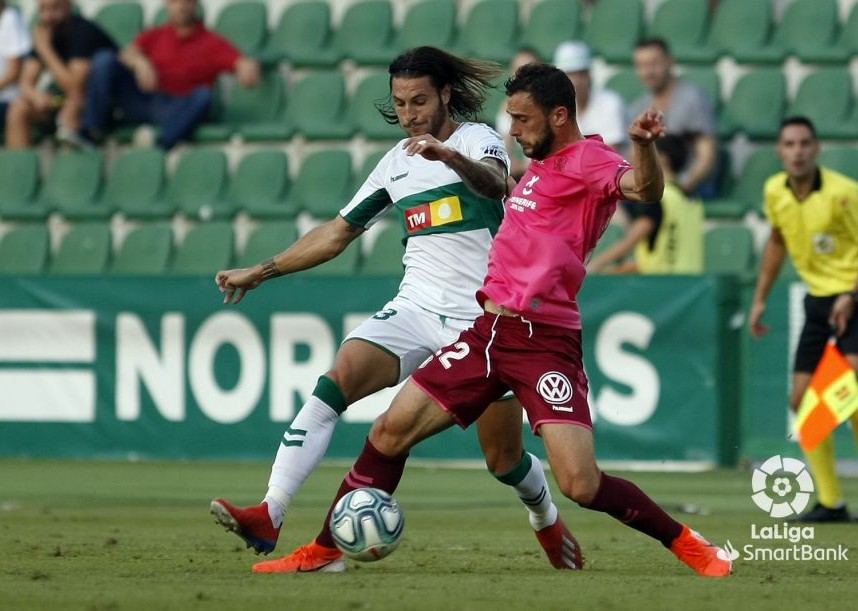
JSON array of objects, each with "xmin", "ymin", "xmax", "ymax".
[
  {"xmin": 582, "ymin": 472, "xmax": 683, "ymax": 547},
  {"xmin": 316, "ymin": 438, "xmax": 408, "ymax": 549}
]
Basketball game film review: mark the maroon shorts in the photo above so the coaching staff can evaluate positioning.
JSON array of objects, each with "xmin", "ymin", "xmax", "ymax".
[{"xmin": 411, "ymin": 312, "xmax": 592, "ymax": 434}]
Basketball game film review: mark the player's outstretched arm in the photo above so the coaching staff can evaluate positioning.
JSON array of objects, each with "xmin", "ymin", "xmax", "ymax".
[
  {"xmin": 403, "ymin": 135, "xmax": 507, "ymax": 200},
  {"xmin": 620, "ymin": 109, "xmax": 666, "ymax": 203},
  {"xmin": 215, "ymin": 216, "xmax": 364, "ymax": 304}
]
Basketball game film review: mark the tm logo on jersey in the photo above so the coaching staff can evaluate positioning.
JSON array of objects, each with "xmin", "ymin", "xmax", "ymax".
[{"xmin": 405, "ymin": 196, "xmax": 463, "ymax": 233}]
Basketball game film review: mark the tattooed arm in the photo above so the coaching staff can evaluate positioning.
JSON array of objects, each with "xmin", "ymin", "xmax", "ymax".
[
  {"xmin": 403, "ymin": 135, "xmax": 507, "ymax": 200},
  {"xmin": 216, "ymin": 216, "xmax": 364, "ymax": 304}
]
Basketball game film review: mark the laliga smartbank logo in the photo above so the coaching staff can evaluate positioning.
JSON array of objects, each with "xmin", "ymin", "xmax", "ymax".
[
  {"xmin": 721, "ymin": 455, "xmax": 849, "ymax": 563},
  {"xmin": 751, "ymin": 454, "xmax": 814, "ymax": 518}
]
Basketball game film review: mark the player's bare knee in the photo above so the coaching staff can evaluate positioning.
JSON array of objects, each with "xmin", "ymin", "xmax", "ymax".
[
  {"xmin": 368, "ymin": 411, "xmax": 412, "ymax": 456},
  {"xmin": 483, "ymin": 444, "xmax": 521, "ymax": 474},
  {"xmin": 556, "ymin": 466, "xmax": 600, "ymax": 505}
]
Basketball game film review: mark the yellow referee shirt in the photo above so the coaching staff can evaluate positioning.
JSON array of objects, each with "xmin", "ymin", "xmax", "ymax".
[{"xmin": 763, "ymin": 167, "xmax": 858, "ymax": 296}]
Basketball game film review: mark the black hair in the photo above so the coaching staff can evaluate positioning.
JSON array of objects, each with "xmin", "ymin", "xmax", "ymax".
[
  {"xmin": 504, "ymin": 62, "xmax": 576, "ymax": 119},
  {"xmin": 635, "ymin": 37, "xmax": 672, "ymax": 56},
  {"xmin": 779, "ymin": 116, "xmax": 817, "ymax": 139},
  {"xmin": 655, "ymin": 135, "xmax": 688, "ymax": 173},
  {"xmin": 376, "ymin": 46, "xmax": 501, "ymax": 124}
]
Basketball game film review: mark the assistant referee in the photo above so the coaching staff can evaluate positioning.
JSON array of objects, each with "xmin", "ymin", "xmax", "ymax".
[{"xmin": 749, "ymin": 116, "xmax": 858, "ymax": 523}]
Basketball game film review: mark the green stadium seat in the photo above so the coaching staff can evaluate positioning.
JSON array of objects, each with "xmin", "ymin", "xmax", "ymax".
[
  {"xmin": 584, "ymin": 0, "xmax": 643, "ymax": 64},
  {"xmin": 259, "ymin": 1, "xmax": 336, "ymax": 67},
  {"xmin": 165, "ymin": 149, "xmax": 231, "ymax": 220},
  {"xmin": 171, "ymin": 222, "xmax": 234, "ymax": 275},
  {"xmin": 354, "ymin": 149, "xmax": 389, "ymax": 191},
  {"xmin": 93, "ymin": 2, "xmax": 143, "ymax": 48},
  {"xmin": 679, "ymin": 68, "xmax": 720, "ymax": 111},
  {"xmin": 703, "ymin": 148, "xmax": 746, "ymax": 220},
  {"xmin": 284, "ymin": 72, "xmax": 353, "ymax": 140},
  {"xmin": 740, "ymin": 0, "xmax": 838, "ymax": 64},
  {"xmin": 195, "ymin": 71, "xmax": 290, "ymax": 142},
  {"xmin": 286, "ymin": 150, "xmax": 353, "ymax": 219},
  {"xmin": 707, "ymin": 147, "xmax": 782, "ymax": 218},
  {"xmin": 48, "ymin": 222, "xmax": 111, "ymax": 274},
  {"xmin": 604, "ymin": 69, "xmax": 645, "ymax": 106},
  {"xmin": 235, "ymin": 221, "xmax": 299, "ymax": 268},
  {"xmin": 819, "ymin": 148, "xmax": 858, "ymax": 182},
  {"xmin": 0, "ymin": 225, "xmax": 50, "ymax": 274},
  {"xmin": 679, "ymin": 0, "xmax": 771, "ymax": 64},
  {"xmin": 303, "ymin": 240, "xmax": 361, "ymax": 276},
  {"xmin": 519, "ymin": 0, "xmax": 582, "ymax": 61},
  {"xmin": 41, "ymin": 151, "xmax": 107, "ymax": 220},
  {"xmin": 477, "ymin": 84, "xmax": 509, "ymax": 127},
  {"xmin": 719, "ymin": 69, "xmax": 785, "ymax": 140},
  {"xmin": 394, "ymin": 0, "xmax": 457, "ymax": 54},
  {"xmin": 704, "ymin": 225, "xmax": 755, "ymax": 277},
  {"xmin": 213, "ymin": 1, "xmax": 267, "ymax": 56},
  {"xmin": 110, "ymin": 224, "xmax": 173, "ymax": 274},
  {"xmin": 786, "ymin": 69, "xmax": 855, "ymax": 141},
  {"xmin": 801, "ymin": 2, "xmax": 858, "ymax": 63},
  {"xmin": 101, "ymin": 148, "xmax": 167, "ymax": 220},
  {"xmin": 456, "ymin": 0, "xmax": 519, "ymax": 63},
  {"xmin": 227, "ymin": 150, "xmax": 297, "ymax": 219},
  {"xmin": 332, "ymin": 0, "xmax": 394, "ymax": 66},
  {"xmin": 0, "ymin": 149, "xmax": 45, "ymax": 220},
  {"xmin": 360, "ymin": 224, "xmax": 405, "ymax": 275},
  {"xmin": 646, "ymin": 0, "xmax": 710, "ymax": 64},
  {"xmin": 350, "ymin": 73, "xmax": 403, "ymax": 141}
]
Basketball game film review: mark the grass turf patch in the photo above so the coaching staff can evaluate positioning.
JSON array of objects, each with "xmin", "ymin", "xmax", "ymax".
[{"xmin": 1, "ymin": 460, "xmax": 857, "ymax": 610}]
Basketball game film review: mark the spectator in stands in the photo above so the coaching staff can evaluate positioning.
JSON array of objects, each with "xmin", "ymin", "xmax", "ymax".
[
  {"xmin": 4, "ymin": 0, "xmax": 116, "ymax": 148},
  {"xmin": 80, "ymin": 0, "xmax": 261, "ymax": 149},
  {"xmin": 495, "ymin": 47, "xmax": 540, "ymax": 180},
  {"xmin": 553, "ymin": 41, "xmax": 626, "ymax": 151},
  {"xmin": 0, "ymin": 0, "xmax": 31, "ymax": 132},
  {"xmin": 630, "ymin": 38, "xmax": 718, "ymax": 198},
  {"xmin": 587, "ymin": 135, "xmax": 702, "ymax": 274},
  {"xmin": 749, "ymin": 116, "xmax": 858, "ymax": 523}
]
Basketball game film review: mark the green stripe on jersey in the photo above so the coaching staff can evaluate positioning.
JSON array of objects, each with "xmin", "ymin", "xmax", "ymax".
[{"xmin": 342, "ymin": 188, "xmax": 392, "ymax": 228}]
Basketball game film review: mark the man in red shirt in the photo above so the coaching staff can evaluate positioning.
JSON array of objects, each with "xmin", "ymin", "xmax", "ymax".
[{"xmin": 81, "ymin": 0, "xmax": 259, "ymax": 148}]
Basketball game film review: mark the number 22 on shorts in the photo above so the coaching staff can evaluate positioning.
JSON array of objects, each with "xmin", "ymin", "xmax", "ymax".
[{"xmin": 436, "ymin": 342, "xmax": 470, "ymax": 370}]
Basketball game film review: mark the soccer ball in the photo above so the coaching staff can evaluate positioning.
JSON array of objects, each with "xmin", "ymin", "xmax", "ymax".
[{"xmin": 329, "ymin": 487, "xmax": 404, "ymax": 561}]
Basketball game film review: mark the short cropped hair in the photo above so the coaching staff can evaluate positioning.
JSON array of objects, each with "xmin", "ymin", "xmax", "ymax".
[
  {"xmin": 779, "ymin": 116, "xmax": 817, "ymax": 140},
  {"xmin": 635, "ymin": 37, "xmax": 672, "ymax": 56},
  {"xmin": 504, "ymin": 62, "xmax": 577, "ymax": 119}
]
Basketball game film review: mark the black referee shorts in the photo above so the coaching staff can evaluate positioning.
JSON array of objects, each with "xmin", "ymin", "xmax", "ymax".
[{"xmin": 794, "ymin": 293, "xmax": 858, "ymax": 373}]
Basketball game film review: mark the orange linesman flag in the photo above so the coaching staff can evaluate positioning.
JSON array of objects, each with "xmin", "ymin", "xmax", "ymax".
[{"xmin": 795, "ymin": 340, "xmax": 858, "ymax": 452}]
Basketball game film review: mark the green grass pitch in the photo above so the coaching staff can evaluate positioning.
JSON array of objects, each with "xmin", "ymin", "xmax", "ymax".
[{"xmin": 1, "ymin": 460, "xmax": 857, "ymax": 610}]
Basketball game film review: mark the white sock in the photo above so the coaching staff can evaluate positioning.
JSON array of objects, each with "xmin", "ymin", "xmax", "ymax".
[
  {"xmin": 264, "ymin": 396, "xmax": 339, "ymax": 527},
  {"xmin": 495, "ymin": 452, "xmax": 558, "ymax": 531}
]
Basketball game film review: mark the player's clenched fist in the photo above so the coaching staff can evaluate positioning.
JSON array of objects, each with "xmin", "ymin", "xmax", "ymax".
[{"xmin": 628, "ymin": 108, "xmax": 666, "ymax": 145}]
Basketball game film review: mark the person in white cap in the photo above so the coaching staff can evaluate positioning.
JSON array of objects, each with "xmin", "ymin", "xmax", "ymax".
[{"xmin": 553, "ymin": 40, "xmax": 626, "ymax": 150}]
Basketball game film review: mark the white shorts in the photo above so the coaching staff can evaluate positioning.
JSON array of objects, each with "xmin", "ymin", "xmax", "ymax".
[{"xmin": 344, "ymin": 297, "xmax": 474, "ymax": 384}]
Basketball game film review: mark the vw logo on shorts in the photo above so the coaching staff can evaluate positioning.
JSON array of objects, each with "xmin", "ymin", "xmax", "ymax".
[{"xmin": 536, "ymin": 371, "xmax": 573, "ymax": 404}]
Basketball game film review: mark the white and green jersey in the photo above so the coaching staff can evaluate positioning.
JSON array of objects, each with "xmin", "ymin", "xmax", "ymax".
[{"xmin": 340, "ymin": 122, "xmax": 510, "ymax": 320}]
